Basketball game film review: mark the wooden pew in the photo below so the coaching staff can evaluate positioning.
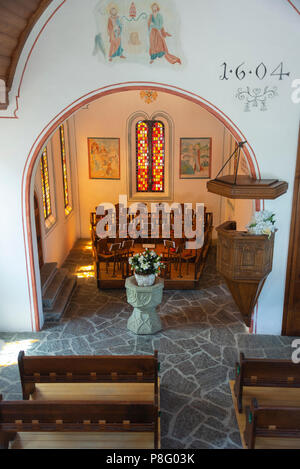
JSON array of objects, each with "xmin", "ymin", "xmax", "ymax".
[
  {"xmin": 244, "ymin": 398, "xmax": 300, "ymax": 449},
  {"xmin": 18, "ymin": 351, "xmax": 159, "ymax": 404},
  {"xmin": 234, "ymin": 352, "xmax": 300, "ymax": 413},
  {"xmin": 0, "ymin": 396, "xmax": 159, "ymax": 449}
]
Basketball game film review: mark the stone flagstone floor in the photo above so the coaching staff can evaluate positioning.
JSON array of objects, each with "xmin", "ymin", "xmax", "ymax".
[{"xmin": 0, "ymin": 239, "xmax": 296, "ymax": 449}]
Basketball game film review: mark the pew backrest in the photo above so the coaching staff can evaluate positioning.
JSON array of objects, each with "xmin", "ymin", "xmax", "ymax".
[
  {"xmin": 18, "ymin": 351, "xmax": 159, "ymax": 400},
  {"xmin": 234, "ymin": 352, "xmax": 300, "ymax": 412}
]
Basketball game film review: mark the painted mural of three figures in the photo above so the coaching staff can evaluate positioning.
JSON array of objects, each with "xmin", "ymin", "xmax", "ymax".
[{"xmin": 93, "ymin": 1, "xmax": 182, "ymax": 66}]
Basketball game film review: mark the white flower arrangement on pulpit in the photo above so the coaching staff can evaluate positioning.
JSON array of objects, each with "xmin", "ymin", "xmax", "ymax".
[
  {"xmin": 246, "ymin": 210, "xmax": 276, "ymax": 238},
  {"xmin": 129, "ymin": 249, "xmax": 165, "ymax": 286}
]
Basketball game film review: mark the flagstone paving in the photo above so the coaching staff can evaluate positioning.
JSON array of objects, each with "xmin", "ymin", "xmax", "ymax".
[{"xmin": 0, "ymin": 239, "xmax": 296, "ymax": 449}]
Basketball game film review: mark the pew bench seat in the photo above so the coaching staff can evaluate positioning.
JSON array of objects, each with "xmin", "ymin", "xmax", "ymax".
[
  {"xmin": 29, "ymin": 382, "xmax": 156, "ymax": 403},
  {"xmin": 244, "ymin": 437, "xmax": 300, "ymax": 450},
  {"xmin": 15, "ymin": 352, "xmax": 160, "ymax": 448},
  {"xmin": 234, "ymin": 353, "xmax": 300, "ymax": 413},
  {"xmin": 10, "ymin": 432, "xmax": 155, "ymax": 449},
  {"xmin": 230, "ymin": 380, "xmax": 300, "ymax": 449},
  {"xmin": 18, "ymin": 351, "xmax": 159, "ymax": 403},
  {"xmin": 28, "ymin": 382, "xmax": 161, "ymax": 447}
]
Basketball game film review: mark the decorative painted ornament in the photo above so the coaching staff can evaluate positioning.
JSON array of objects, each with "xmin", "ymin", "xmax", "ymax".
[
  {"xmin": 140, "ymin": 90, "xmax": 158, "ymax": 104},
  {"xmin": 129, "ymin": 2, "xmax": 137, "ymax": 18}
]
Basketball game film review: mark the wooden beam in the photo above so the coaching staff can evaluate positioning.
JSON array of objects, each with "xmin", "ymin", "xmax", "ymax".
[{"xmin": 282, "ymin": 126, "xmax": 300, "ymax": 335}]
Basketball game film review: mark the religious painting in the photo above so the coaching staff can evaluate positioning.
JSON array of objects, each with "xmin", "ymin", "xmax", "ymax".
[
  {"xmin": 180, "ymin": 138, "xmax": 212, "ymax": 179},
  {"xmin": 93, "ymin": 0, "xmax": 183, "ymax": 67},
  {"xmin": 88, "ymin": 138, "xmax": 120, "ymax": 179}
]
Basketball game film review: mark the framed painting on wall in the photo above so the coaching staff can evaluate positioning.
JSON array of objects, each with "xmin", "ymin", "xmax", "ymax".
[
  {"xmin": 88, "ymin": 137, "xmax": 120, "ymax": 179},
  {"xmin": 180, "ymin": 138, "xmax": 212, "ymax": 179}
]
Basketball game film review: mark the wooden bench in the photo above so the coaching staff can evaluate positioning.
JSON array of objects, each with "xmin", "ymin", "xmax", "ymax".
[
  {"xmin": 244, "ymin": 398, "xmax": 300, "ymax": 449},
  {"xmin": 234, "ymin": 352, "xmax": 300, "ymax": 412},
  {"xmin": 0, "ymin": 396, "xmax": 159, "ymax": 449},
  {"xmin": 18, "ymin": 351, "xmax": 159, "ymax": 404}
]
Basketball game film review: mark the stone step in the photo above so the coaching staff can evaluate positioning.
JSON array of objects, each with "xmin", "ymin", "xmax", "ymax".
[
  {"xmin": 44, "ymin": 277, "xmax": 77, "ymax": 323},
  {"xmin": 42, "ymin": 268, "xmax": 68, "ymax": 309},
  {"xmin": 40, "ymin": 262, "xmax": 57, "ymax": 295}
]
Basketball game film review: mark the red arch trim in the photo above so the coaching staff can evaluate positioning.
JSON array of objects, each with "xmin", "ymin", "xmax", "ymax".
[{"xmin": 286, "ymin": 0, "xmax": 300, "ymax": 15}]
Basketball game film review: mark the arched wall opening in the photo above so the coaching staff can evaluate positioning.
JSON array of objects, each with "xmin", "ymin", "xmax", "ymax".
[{"xmin": 22, "ymin": 82, "xmax": 261, "ymax": 332}]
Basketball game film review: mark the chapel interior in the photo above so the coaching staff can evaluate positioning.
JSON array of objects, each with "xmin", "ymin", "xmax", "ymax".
[
  {"xmin": 0, "ymin": 0, "xmax": 299, "ymax": 452},
  {"xmin": 32, "ymin": 89, "xmax": 253, "ymax": 316}
]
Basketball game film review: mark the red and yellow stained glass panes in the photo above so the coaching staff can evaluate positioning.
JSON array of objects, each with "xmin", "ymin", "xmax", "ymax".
[
  {"xmin": 136, "ymin": 121, "xmax": 149, "ymax": 192},
  {"xmin": 59, "ymin": 124, "xmax": 72, "ymax": 215},
  {"xmin": 136, "ymin": 120, "xmax": 165, "ymax": 193},
  {"xmin": 151, "ymin": 121, "xmax": 165, "ymax": 192},
  {"xmin": 40, "ymin": 147, "xmax": 52, "ymax": 220}
]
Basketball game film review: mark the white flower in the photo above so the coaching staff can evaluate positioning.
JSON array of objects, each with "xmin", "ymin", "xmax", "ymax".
[
  {"xmin": 128, "ymin": 249, "xmax": 164, "ymax": 273},
  {"xmin": 247, "ymin": 210, "xmax": 276, "ymax": 238}
]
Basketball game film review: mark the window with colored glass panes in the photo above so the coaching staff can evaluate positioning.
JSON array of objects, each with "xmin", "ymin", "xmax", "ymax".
[
  {"xmin": 40, "ymin": 147, "xmax": 52, "ymax": 220},
  {"xmin": 136, "ymin": 120, "xmax": 165, "ymax": 192},
  {"xmin": 59, "ymin": 124, "xmax": 72, "ymax": 215}
]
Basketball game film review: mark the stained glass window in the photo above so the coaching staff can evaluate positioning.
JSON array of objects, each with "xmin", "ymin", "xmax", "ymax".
[
  {"xmin": 136, "ymin": 120, "xmax": 165, "ymax": 192},
  {"xmin": 136, "ymin": 121, "xmax": 149, "ymax": 192},
  {"xmin": 59, "ymin": 124, "xmax": 72, "ymax": 216},
  {"xmin": 151, "ymin": 121, "xmax": 165, "ymax": 192},
  {"xmin": 40, "ymin": 147, "xmax": 52, "ymax": 220}
]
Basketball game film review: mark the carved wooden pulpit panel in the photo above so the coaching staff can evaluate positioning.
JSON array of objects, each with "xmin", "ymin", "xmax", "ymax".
[{"xmin": 216, "ymin": 221, "xmax": 275, "ymax": 327}]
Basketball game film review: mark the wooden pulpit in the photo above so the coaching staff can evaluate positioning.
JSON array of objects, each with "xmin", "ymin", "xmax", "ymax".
[{"xmin": 216, "ymin": 221, "xmax": 275, "ymax": 327}]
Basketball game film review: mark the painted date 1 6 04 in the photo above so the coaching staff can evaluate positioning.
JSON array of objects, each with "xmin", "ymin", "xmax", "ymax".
[{"xmin": 220, "ymin": 62, "xmax": 290, "ymax": 81}]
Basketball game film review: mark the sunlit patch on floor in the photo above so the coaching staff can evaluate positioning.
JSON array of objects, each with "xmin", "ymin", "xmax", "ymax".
[
  {"xmin": 0, "ymin": 340, "xmax": 39, "ymax": 367},
  {"xmin": 75, "ymin": 265, "xmax": 95, "ymax": 278}
]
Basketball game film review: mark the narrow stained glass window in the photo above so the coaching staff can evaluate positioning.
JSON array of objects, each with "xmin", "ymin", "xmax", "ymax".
[
  {"xmin": 136, "ymin": 121, "xmax": 149, "ymax": 192},
  {"xmin": 40, "ymin": 147, "xmax": 52, "ymax": 220},
  {"xmin": 136, "ymin": 120, "xmax": 165, "ymax": 193},
  {"xmin": 59, "ymin": 124, "xmax": 72, "ymax": 215},
  {"xmin": 151, "ymin": 121, "xmax": 165, "ymax": 192}
]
